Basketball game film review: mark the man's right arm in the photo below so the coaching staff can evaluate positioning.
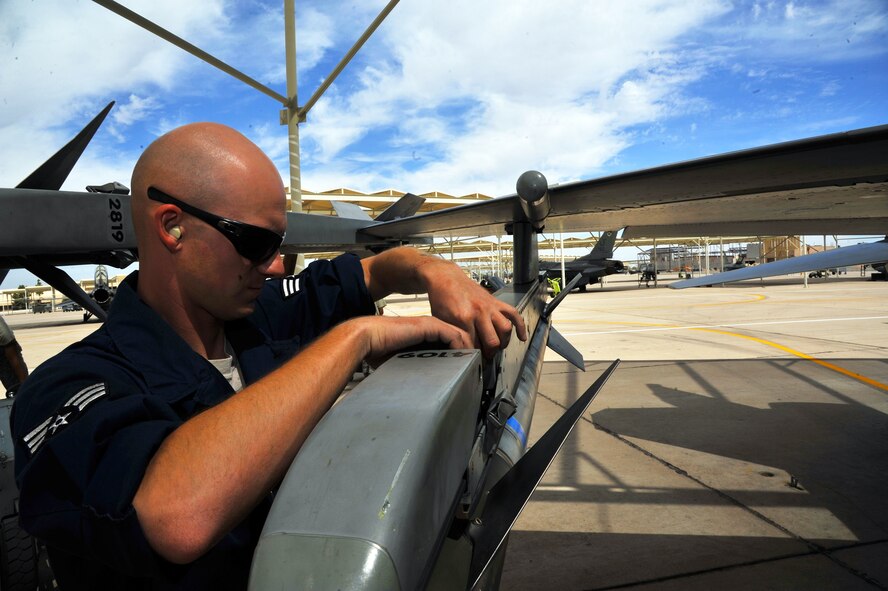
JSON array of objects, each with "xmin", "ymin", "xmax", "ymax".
[{"xmin": 133, "ymin": 314, "xmax": 471, "ymax": 564}]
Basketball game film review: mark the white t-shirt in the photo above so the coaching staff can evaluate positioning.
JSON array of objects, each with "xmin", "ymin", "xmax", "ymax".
[{"xmin": 208, "ymin": 340, "xmax": 244, "ymax": 392}]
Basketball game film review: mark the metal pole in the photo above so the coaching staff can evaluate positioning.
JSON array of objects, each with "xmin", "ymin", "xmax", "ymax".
[
  {"xmin": 705, "ymin": 238, "xmax": 710, "ymax": 275},
  {"xmin": 697, "ymin": 238, "xmax": 703, "ymax": 276},
  {"xmin": 653, "ymin": 238, "xmax": 658, "ymax": 288},
  {"xmin": 758, "ymin": 235, "xmax": 763, "ymax": 285},
  {"xmin": 285, "ymin": 0, "xmax": 301, "ymax": 214},
  {"xmin": 719, "ymin": 237, "xmax": 724, "ymax": 272},
  {"xmin": 284, "ymin": 0, "xmax": 305, "ymax": 274},
  {"xmin": 560, "ymin": 232, "xmax": 566, "ymax": 291},
  {"xmin": 512, "ymin": 223, "xmax": 538, "ymax": 286},
  {"xmin": 803, "ymin": 235, "xmax": 808, "ymax": 288},
  {"xmin": 298, "ymin": 0, "xmax": 401, "ymax": 120},
  {"xmin": 93, "ymin": 0, "xmax": 288, "ymax": 105}
]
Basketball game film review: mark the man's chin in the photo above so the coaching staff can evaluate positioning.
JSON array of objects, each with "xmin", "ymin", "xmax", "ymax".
[{"xmin": 217, "ymin": 301, "xmax": 257, "ymax": 322}]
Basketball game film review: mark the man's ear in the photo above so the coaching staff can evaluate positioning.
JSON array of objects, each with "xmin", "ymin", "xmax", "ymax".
[{"xmin": 156, "ymin": 207, "xmax": 183, "ymax": 253}]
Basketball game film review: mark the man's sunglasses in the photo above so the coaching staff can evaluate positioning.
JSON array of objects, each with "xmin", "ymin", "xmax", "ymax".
[{"xmin": 147, "ymin": 187, "xmax": 285, "ymax": 264}]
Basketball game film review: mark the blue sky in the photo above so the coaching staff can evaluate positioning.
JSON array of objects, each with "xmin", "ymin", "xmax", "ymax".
[{"xmin": 1, "ymin": 0, "xmax": 886, "ymax": 287}]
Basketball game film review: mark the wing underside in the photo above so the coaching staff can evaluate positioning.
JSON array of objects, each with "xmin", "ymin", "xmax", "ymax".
[
  {"xmin": 671, "ymin": 239, "xmax": 888, "ymax": 288},
  {"xmin": 358, "ymin": 125, "xmax": 888, "ymax": 240}
]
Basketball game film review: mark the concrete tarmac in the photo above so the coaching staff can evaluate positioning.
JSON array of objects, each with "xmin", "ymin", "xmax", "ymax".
[
  {"xmin": 503, "ymin": 275, "xmax": 888, "ymax": 590},
  {"xmin": 4, "ymin": 273, "xmax": 887, "ymax": 589}
]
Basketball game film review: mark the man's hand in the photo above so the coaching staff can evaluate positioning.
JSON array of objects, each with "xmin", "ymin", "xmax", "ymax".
[
  {"xmin": 418, "ymin": 260, "xmax": 527, "ymax": 358},
  {"xmin": 361, "ymin": 247, "xmax": 528, "ymax": 358},
  {"xmin": 349, "ymin": 315, "xmax": 473, "ymax": 365}
]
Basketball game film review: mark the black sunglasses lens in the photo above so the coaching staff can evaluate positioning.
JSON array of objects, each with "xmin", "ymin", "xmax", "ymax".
[{"xmin": 231, "ymin": 227, "xmax": 282, "ymax": 263}]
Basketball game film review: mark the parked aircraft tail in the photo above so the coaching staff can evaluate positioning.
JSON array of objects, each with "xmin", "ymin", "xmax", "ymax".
[{"xmin": 578, "ymin": 230, "xmax": 618, "ymax": 261}]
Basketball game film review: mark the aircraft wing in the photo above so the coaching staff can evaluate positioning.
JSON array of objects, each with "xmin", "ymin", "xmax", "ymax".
[
  {"xmin": 671, "ymin": 239, "xmax": 888, "ymax": 288},
  {"xmin": 358, "ymin": 124, "xmax": 888, "ymax": 240},
  {"xmin": 3, "ymin": 121, "xmax": 887, "ymax": 270}
]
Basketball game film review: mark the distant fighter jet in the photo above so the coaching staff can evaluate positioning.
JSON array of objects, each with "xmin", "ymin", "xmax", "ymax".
[{"xmin": 539, "ymin": 231, "xmax": 624, "ymax": 291}]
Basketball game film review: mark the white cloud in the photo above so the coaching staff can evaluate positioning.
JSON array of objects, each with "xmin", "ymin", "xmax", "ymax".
[
  {"xmin": 2, "ymin": 0, "xmax": 885, "ymax": 215},
  {"xmin": 107, "ymin": 94, "xmax": 163, "ymax": 142},
  {"xmin": 113, "ymin": 95, "xmax": 161, "ymax": 127},
  {"xmin": 714, "ymin": 0, "xmax": 888, "ymax": 62},
  {"xmin": 297, "ymin": 0, "xmax": 731, "ymax": 194},
  {"xmin": 0, "ymin": 0, "xmax": 231, "ymax": 188}
]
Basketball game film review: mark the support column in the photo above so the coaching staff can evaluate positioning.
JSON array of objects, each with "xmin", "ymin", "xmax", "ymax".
[
  {"xmin": 284, "ymin": 0, "xmax": 305, "ymax": 274},
  {"xmin": 512, "ymin": 223, "xmax": 539, "ymax": 286},
  {"xmin": 803, "ymin": 235, "xmax": 808, "ymax": 288},
  {"xmin": 653, "ymin": 238, "xmax": 658, "ymax": 288}
]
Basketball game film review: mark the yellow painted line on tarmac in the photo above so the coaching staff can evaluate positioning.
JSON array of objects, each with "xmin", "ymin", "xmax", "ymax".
[
  {"xmin": 558, "ymin": 293, "xmax": 769, "ymax": 312},
  {"xmin": 554, "ymin": 319, "xmax": 676, "ymax": 327},
  {"xmin": 694, "ymin": 327, "xmax": 888, "ymax": 393},
  {"xmin": 692, "ymin": 294, "xmax": 767, "ymax": 307},
  {"xmin": 556, "ymin": 318, "xmax": 888, "ymax": 393}
]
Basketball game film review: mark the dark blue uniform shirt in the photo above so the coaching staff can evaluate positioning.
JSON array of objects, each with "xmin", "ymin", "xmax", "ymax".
[{"xmin": 12, "ymin": 254, "xmax": 375, "ymax": 590}]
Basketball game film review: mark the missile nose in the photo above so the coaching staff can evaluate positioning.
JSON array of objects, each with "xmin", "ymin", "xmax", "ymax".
[
  {"xmin": 516, "ymin": 170, "xmax": 548, "ymax": 205},
  {"xmin": 516, "ymin": 170, "xmax": 550, "ymax": 231}
]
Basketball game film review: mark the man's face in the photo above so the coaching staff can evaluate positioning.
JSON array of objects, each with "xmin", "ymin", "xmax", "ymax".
[{"xmin": 177, "ymin": 180, "xmax": 287, "ymax": 322}]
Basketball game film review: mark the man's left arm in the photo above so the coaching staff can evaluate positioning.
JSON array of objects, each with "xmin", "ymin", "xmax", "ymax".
[{"xmin": 361, "ymin": 247, "xmax": 527, "ymax": 357}]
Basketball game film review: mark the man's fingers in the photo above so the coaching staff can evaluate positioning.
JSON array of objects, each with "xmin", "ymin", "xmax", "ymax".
[
  {"xmin": 500, "ymin": 305, "xmax": 528, "ymax": 341},
  {"xmin": 475, "ymin": 317, "xmax": 502, "ymax": 357},
  {"xmin": 446, "ymin": 325, "xmax": 474, "ymax": 350},
  {"xmin": 416, "ymin": 317, "xmax": 472, "ymax": 351},
  {"xmin": 492, "ymin": 313, "xmax": 514, "ymax": 348}
]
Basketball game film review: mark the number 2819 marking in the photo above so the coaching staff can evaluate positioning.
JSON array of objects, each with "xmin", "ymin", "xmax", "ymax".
[{"xmin": 108, "ymin": 198, "xmax": 124, "ymax": 242}]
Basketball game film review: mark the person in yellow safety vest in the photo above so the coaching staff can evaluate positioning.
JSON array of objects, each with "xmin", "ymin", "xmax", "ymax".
[{"xmin": 547, "ymin": 277, "xmax": 561, "ymax": 296}]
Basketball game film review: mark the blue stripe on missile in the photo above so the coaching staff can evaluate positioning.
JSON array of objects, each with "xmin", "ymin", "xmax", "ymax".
[{"xmin": 506, "ymin": 416, "xmax": 527, "ymax": 447}]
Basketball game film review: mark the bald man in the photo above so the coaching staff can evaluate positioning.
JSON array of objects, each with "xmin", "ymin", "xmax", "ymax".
[{"xmin": 12, "ymin": 123, "xmax": 525, "ymax": 590}]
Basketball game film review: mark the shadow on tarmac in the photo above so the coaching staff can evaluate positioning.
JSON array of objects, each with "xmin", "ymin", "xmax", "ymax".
[{"xmin": 501, "ymin": 359, "xmax": 888, "ymax": 590}]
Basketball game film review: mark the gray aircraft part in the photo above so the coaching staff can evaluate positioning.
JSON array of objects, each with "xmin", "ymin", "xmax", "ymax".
[
  {"xmin": 466, "ymin": 359, "xmax": 619, "ymax": 587},
  {"xmin": 546, "ymin": 327, "xmax": 584, "ymax": 371},
  {"xmin": 375, "ymin": 193, "xmax": 425, "ymax": 222},
  {"xmin": 0, "ymin": 190, "xmax": 427, "ymax": 265},
  {"xmin": 251, "ymin": 174, "xmax": 609, "ymax": 589},
  {"xmin": 357, "ymin": 126, "xmax": 888, "ymax": 239},
  {"xmin": 249, "ymin": 351, "xmax": 483, "ymax": 591},
  {"xmin": 331, "ymin": 200, "xmax": 373, "ymax": 221},
  {"xmin": 0, "ymin": 189, "xmax": 137, "ymax": 259},
  {"xmin": 672, "ymin": 238, "xmax": 888, "ymax": 288},
  {"xmin": 17, "ymin": 101, "xmax": 114, "ymax": 191},
  {"xmin": 331, "ymin": 193, "xmax": 426, "ymax": 224},
  {"xmin": 622, "ymin": 219, "xmax": 888, "ymax": 239}
]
